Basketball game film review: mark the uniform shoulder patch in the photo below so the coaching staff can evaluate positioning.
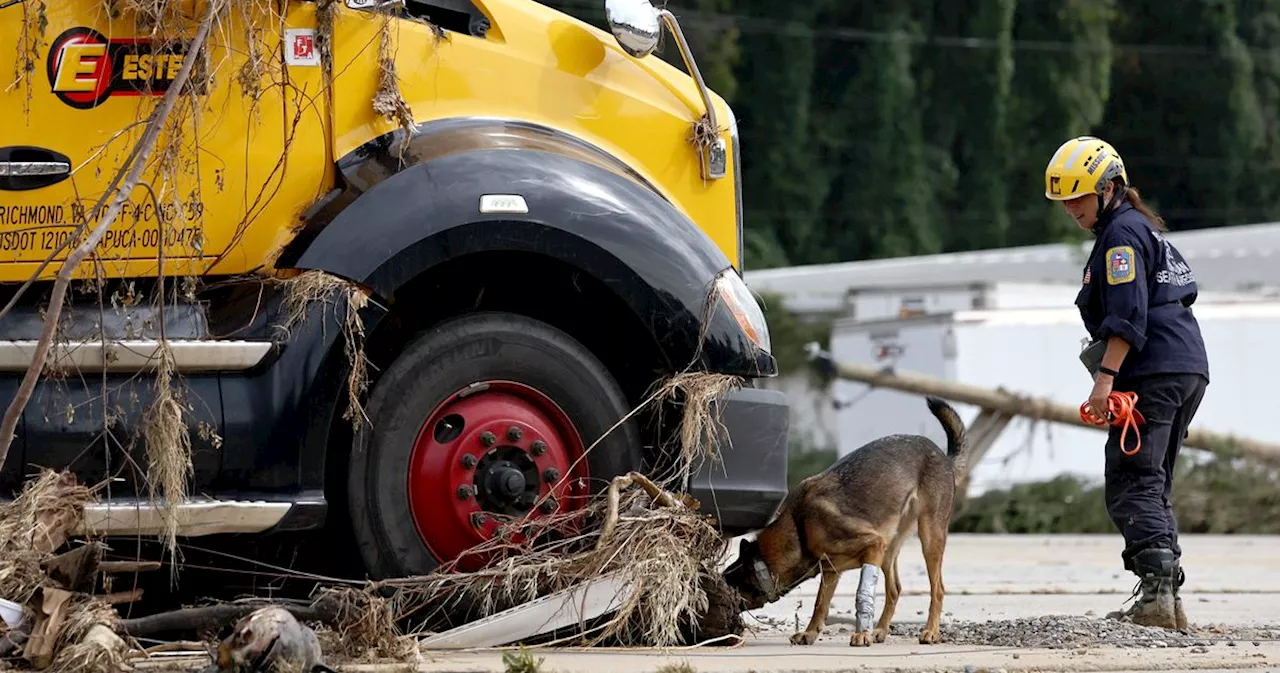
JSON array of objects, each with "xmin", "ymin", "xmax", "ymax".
[{"xmin": 1106, "ymin": 245, "xmax": 1136, "ymax": 285}]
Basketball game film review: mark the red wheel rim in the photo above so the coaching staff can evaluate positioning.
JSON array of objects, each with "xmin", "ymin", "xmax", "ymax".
[{"xmin": 407, "ymin": 380, "xmax": 591, "ymax": 572}]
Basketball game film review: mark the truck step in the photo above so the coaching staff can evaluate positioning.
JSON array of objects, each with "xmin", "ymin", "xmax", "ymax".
[
  {"xmin": 70, "ymin": 497, "xmax": 309, "ymax": 537},
  {"xmin": 0, "ymin": 339, "xmax": 273, "ymax": 373}
]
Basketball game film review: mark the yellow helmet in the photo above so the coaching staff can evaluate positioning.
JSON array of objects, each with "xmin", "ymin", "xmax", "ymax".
[{"xmin": 1044, "ymin": 136, "xmax": 1128, "ymax": 201}]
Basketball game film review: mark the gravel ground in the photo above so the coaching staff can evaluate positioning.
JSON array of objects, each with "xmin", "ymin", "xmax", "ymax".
[
  {"xmin": 748, "ymin": 611, "xmax": 1280, "ymax": 651},
  {"xmin": 885, "ymin": 616, "xmax": 1280, "ymax": 650}
]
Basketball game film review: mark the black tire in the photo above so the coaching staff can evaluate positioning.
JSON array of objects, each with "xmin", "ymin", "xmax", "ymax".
[{"xmin": 347, "ymin": 311, "xmax": 643, "ymax": 579}]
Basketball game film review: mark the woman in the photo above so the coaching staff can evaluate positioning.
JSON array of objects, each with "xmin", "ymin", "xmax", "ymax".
[{"xmin": 1043, "ymin": 136, "xmax": 1210, "ymax": 631}]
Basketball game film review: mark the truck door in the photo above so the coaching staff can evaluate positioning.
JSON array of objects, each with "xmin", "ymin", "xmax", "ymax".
[
  {"xmin": 324, "ymin": 0, "xmax": 474, "ymax": 161},
  {"xmin": 0, "ymin": 0, "xmax": 299, "ymax": 277},
  {"xmin": 0, "ymin": 0, "xmax": 310, "ymax": 497}
]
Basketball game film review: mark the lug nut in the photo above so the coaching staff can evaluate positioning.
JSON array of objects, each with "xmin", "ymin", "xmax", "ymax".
[
  {"xmin": 471, "ymin": 512, "xmax": 488, "ymax": 526},
  {"xmin": 457, "ymin": 485, "xmax": 475, "ymax": 500},
  {"xmin": 507, "ymin": 425, "xmax": 523, "ymax": 442},
  {"xmin": 530, "ymin": 440, "xmax": 547, "ymax": 456},
  {"xmin": 461, "ymin": 454, "xmax": 478, "ymax": 469},
  {"xmin": 543, "ymin": 468, "xmax": 560, "ymax": 482},
  {"xmin": 540, "ymin": 498, "xmax": 558, "ymax": 514},
  {"xmin": 480, "ymin": 431, "xmax": 496, "ymax": 447}
]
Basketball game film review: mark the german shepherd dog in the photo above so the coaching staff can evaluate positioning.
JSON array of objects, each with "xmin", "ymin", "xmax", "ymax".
[{"xmin": 723, "ymin": 396, "xmax": 968, "ymax": 647}]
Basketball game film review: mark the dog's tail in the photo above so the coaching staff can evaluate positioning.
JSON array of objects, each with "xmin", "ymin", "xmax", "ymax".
[{"xmin": 925, "ymin": 396, "xmax": 968, "ymax": 478}]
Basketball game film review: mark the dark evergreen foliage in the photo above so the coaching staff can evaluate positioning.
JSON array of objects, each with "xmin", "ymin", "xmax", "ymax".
[{"xmin": 545, "ymin": 0, "xmax": 1280, "ymax": 267}]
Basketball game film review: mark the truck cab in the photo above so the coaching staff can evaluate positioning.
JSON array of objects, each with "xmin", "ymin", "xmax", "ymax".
[{"xmin": 0, "ymin": 0, "xmax": 789, "ymax": 581}]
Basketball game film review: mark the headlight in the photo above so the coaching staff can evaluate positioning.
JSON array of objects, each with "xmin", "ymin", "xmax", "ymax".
[{"xmin": 714, "ymin": 268, "xmax": 771, "ymax": 353}]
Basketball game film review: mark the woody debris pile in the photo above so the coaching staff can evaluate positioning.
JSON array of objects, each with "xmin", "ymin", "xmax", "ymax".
[
  {"xmin": 0, "ymin": 470, "xmax": 411, "ymax": 672},
  {"xmin": 0, "ymin": 465, "xmax": 748, "ymax": 672},
  {"xmin": 0, "ymin": 470, "xmax": 128, "ymax": 673}
]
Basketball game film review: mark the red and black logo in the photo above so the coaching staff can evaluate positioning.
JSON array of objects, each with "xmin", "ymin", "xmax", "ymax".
[{"xmin": 46, "ymin": 27, "xmax": 192, "ymax": 109}]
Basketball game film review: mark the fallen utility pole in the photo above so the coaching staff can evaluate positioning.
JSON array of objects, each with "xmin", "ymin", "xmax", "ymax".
[{"xmin": 804, "ymin": 342, "xmax": 1280, "ymax": 468}]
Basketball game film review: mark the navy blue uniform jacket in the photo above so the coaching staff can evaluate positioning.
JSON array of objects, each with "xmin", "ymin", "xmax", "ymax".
[{"xmin": 1076, "ymin": 200, "xmax": 1210, "ymax": 382}]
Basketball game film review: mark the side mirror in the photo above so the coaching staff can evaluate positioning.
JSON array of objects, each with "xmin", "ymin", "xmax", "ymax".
[
  {"xmin": 604, "ymin": 0, "xmax": 661, "ymax": 58},
  {"xmin": 603, "ymin": 0, "xmax": 728, "ymax": 181}
]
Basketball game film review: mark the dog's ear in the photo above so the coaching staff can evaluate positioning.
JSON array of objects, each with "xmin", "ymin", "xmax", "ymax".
[
  {"xmin": 738, "ymin": 537, "xmax": 759, "ymax": 559},
  {"xmin": 734, "ymin": 537, "xmax": 750, "ymax": 564},
  {"xmin": 723, "ymin": 537, "xmax": 752, "ymax": 574}
]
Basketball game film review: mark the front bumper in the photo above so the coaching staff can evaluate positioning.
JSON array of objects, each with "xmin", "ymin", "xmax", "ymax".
[{"xmin": 687, "ymin": 386, "xmax": 790, "ymax": 534}]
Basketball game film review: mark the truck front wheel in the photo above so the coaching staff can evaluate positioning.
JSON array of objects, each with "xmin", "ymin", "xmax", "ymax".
[{"xmin": 348, "ymin": 311, "xmax": 643, "ymax": 578}]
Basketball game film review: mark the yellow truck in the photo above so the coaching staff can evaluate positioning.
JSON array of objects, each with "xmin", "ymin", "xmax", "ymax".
[{"xmin": 0, "ymin": 0, "xmax": 787, "ymax": 580}]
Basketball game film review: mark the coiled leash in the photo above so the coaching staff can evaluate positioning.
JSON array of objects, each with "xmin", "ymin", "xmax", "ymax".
[{"xmin": 1079, "ymin": 391, "xmax": 1145, "ymax": 456}]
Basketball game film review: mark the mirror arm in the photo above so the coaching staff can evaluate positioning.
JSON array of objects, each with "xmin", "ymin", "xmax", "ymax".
[{"xmin": 657, "ymin": 9, "xmax": 718, "ymax": 137}]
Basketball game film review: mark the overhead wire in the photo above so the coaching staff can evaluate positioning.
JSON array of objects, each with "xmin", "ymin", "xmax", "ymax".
[{"xmin": 549, "ymin": 0, "xmax": 1279, "ymax": 59}]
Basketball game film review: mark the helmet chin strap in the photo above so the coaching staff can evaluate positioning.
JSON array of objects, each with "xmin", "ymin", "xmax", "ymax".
[{"xmin": 1092, "ymin": 182, "xmax": 1128, "ymax": 233}]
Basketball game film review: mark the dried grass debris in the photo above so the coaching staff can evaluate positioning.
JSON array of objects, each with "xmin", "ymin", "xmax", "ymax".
[
  {"xmin": 41, "ymin": 595, "xmax": 125, "ymax": 673},
  {"xmin": 7, "ymin": 0, "xmax": 48, "ymax": 119},
  {"xmin": 0, "ymin": 470, "xmax": 97, "ymax": 606},
  {"xmin": 311, "ymin": 586, "xmax": 416, "ymax": 662},
  {"xmin": 372, "ymin": 13, "xmax": 416, "ymax": 162},
  {"xmin": 689, "ymin": 114, "xmax": 721, "ymax": 149},
  {"xmin": 389, "ymin": 472, "xmax": 742, "ymax": 648},
  {"xmin": 275, "ymin": 270, "xmax": 350, "ymax": 339},
  {"xmin": 648, "ymin": 371, "xmax": 743, "ymax": 482},
  {"xmin": 234, "ymin": 0, "xmax": 272, "ymax": 105},
  {"xmin": 274, "ymin": 270, "xmax": 373, "ymax": 432},
  {"xmin": 340, "ymin": 289, "xmax": 371, "ymax": 431},
  {"xmin": 138, "ymin": 342, "xmax": 195, "ymax": 581}
]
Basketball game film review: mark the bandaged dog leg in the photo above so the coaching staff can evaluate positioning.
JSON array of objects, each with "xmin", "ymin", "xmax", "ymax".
[{"xmin": 855, "ymin": 564, "xmax": 881, "ymax": 633}]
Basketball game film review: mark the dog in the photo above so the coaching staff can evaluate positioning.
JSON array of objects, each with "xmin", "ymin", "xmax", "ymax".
[{"xmin": 722, "ymin": 395, "xmax": 968, "ymax": 647}]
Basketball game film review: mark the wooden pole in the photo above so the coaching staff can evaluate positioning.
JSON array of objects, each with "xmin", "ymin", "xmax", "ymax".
[{"xmin": 805, "ymin": 344, "xmax": 1280, "ymax": 467}]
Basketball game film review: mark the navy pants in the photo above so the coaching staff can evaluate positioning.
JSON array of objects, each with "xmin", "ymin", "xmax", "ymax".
[{"xmin": 1104, "ymin": 373, "xmax": 1209, "ymax": 572}]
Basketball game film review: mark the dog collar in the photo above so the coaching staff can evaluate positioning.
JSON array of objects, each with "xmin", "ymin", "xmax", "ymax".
[{"xmin": 752, "ymin": 557, "xmax": 779, "ymax": 603}]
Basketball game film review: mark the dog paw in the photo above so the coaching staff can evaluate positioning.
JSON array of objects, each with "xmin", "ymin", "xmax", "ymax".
[
  {"xmin": 790, "ymin": 631, "xmax": 819, "ymax": 646},
  {"xmin": 850, "ymin": 631, "xmax": 872, "ymax": 647},
  {"xmin": 872, "ymin": 627, "xmax": 889, "ymax": 643},
  {"xmin": 918, "ymin": 626, "xmax": 941, "ymax": 645}
]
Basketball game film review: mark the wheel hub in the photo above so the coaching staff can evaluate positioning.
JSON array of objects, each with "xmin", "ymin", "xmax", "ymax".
[
  {"xmin": 474, "ymin": 447, "xmax": 539, "ymax": 516},
  {"xmin": 406, "ymin": 381, "xmax": 590, "ymax": 572}
]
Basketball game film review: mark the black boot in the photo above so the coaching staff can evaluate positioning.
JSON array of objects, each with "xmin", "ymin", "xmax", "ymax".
[{"xmin": 1105, "ymin": 547, "xmax": 1179, "ymax": 629}]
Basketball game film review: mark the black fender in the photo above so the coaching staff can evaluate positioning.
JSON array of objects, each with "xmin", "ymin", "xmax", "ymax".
[{"xmin": 280, "ymin": 118, "xmax": 775, "ymax": 377}]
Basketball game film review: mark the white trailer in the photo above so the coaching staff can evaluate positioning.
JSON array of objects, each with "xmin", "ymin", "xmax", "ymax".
[{"xmin": 828, "ymin": 301, "xmax": 1280, "ymax": 495}]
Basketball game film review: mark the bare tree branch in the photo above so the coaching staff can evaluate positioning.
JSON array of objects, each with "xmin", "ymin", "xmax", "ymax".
[{"xmin": 0, "ymin": 0, "xmax": 223, "ymax": 471}]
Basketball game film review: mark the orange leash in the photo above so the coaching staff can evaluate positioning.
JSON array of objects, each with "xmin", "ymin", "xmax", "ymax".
[{"xmin": 1079, "ymin": 391, "xmax": 1145, "ymax": 456}]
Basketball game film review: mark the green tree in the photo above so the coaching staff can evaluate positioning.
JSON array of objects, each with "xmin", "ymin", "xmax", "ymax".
[
  {"xmin": 816, "ymin": 0, "xmax": 940, "ymax": 262},
  {"xmin": 682, "ymin": 0, "xmax": 743, "ymax": 104},
  {"xmin": 1235, "ymin": 0, "xmax": 1280, "ymax": 223},
  {"xmin": 1101, "ymin": 0, "xmax": 1264, "ymax": 230},
  {"xmin": 732, "ymin": 0, "xmax": 831, "ymax": 268},
  {"xmin": 1006, "ymin": 0, "xmax": 1116, "ymax": 246},
  {"xmin": 919, "ymin": 0, "xmax": 1018, "ymax": 251}
]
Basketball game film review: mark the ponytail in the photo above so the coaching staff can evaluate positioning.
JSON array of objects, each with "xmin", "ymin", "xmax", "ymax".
[{"xmin": 1125, "ymin": 186, "xmax": 1168, "ymax": 232}]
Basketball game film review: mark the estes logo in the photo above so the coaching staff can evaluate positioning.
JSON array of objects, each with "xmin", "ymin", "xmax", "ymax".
[{"xmin": 46, "ymin": 27, "xmax": 191, "ymax": 109}]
